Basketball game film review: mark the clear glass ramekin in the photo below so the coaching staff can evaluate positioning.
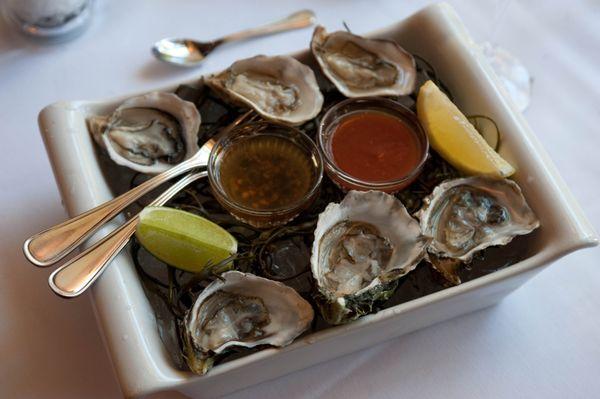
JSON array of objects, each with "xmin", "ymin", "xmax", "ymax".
[
  {"xmin": 208, "ymin": 121, "xmax": 323, "ymax": 228},
  {"xmin": 318, "ymin": 97, "xmax": 429, "ymax": 193}
]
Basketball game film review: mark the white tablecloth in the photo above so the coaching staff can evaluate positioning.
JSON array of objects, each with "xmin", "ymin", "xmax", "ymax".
[{"xmin": 1, "ymin": 1, "xmax": 598, "ymax": 398}]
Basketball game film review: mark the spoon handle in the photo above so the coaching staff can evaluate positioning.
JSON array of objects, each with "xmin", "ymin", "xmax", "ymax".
[
  {"xmin": 23, "ymin": 157, "xmax": 196, "ymax": 267},
  {"xmin": 49, "ymin": 172, "xmax": 208, "ymax": 298},
  {"xmin": 220, "ymin": 10, "xmax": 316, "ymax": 44}
]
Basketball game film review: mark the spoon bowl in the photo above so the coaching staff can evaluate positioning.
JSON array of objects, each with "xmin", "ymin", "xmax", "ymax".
[{"xmin": 152, "ymin": 38, "xmax": 221, "ymax": 66}]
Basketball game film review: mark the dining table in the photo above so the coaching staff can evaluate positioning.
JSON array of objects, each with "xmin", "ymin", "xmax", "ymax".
[{"xmin": 1, "ymin": 0, "xmax": 598, "ymax": 398}]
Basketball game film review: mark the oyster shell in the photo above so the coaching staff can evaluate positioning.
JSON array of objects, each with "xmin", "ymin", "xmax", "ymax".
[
  {"xmin": 205, "ymin": 55, "xmax": 323, "ymax": 125},
  {"xmin": 416, "ymin": 176, "xmax": 539, "ymax": 262},
  {"xmin": 87, "ymin": 92, "xmax": 201, "ymax": 174},
  {"xmin": 311, "ymin": 26, "xmax": 416, "ymax": 98},
  {"xmin": 311, "ymin": 190, "xmax": 428, "ymax": 324},
  {"xmin": 183, "ymin": 271, "xmax": 314, "ymax": 375}
]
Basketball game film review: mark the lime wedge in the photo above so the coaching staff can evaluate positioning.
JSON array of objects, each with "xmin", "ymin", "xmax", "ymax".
[
  {"xmin": 416, "ymin": 80, "xmax": 515, "ymax": 177},
  {"xmin": 136, "ymin": 206, "xmax": 237, "ymax": 273}
]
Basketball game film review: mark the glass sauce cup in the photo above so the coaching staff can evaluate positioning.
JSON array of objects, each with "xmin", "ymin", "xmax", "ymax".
[
  {"xmin": 318, "ymin": 97, "xmax": 429, "ymax": 193},
  {"xmin": 208, "ymin": 122, "xmax": 323, "ymax": 228}
]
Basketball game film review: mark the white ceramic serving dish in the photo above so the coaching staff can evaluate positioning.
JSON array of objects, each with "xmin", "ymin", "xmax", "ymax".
[{"xmin": 37, "ymin": 3, "xmax": 597, "ymax": 398}]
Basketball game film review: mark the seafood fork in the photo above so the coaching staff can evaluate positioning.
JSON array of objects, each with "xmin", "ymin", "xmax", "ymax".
[
  {"xmin": 23, "ymin": 111, "xmax": 253, "ymax": 267},
  {"xmin": 49, "ymin": 171, "xmax": 207, "ymax": 298}
]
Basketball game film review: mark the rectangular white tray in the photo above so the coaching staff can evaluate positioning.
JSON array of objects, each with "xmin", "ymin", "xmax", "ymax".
[{"xmin": 37, "ymin": 3, "xmax": 598, "ymax": 398}]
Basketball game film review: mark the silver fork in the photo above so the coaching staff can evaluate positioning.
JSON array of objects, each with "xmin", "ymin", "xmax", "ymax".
[
  {"xmin": 24, "ymin": 110, "xmax": 253, "ymax": 267},
  {"xmin": 49, "ymin": 171, "xmax": 207, "ymax": 298}
]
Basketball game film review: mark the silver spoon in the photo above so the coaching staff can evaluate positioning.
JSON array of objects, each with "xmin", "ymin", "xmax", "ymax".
[
  {"xmin": 152, "ymin": 9, "xmax": 316, "ymax": 66},
  {"xmin": 23, "ymin": 111, "xmax": 254, "ymax": 267},
  {"xmin": 49, "ymin": 171, "xmax": 207, "ymax": 298}
]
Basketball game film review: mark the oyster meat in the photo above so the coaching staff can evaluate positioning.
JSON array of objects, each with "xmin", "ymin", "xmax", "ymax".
[
  {"xmin": 311, "ymin": 190, "xmax": 428, "ymax": 324},
  {"xmin": 183, "ymin": 271, "xmax": 313, "ymax": 375},
  {"xmin": 311, "ymin": 26, "xmax": 416, "ymax": 98},
  {"xmin": 416, "ymin": 176, "xmax": 540, "ymax": 262},
  {"xmin": 87, "ymin": 92, "xmax": 201, "ymax": 174},
  {"xmin": 206, "ymin": 55, "xmax": 323, "ymax": 125}
]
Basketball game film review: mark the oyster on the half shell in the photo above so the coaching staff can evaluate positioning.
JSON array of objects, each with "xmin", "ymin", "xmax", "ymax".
[
  {"xmin": 311, "ymin": 26, "xmax": 416, "ymax": 98},
  {"xmin": 311, "ymin": 190, "xmax": 428, "ymax": 325},
  {"xmin": 205, "ymin": 55, "xmax": 323, "ymax": 125},
  {"xmin": 87, "ymin": 92, "xmax": 201, "ymax": 174},
  {"xmin": 416, "ymin": 176, "xmax": 540, "ymax": 262},
  {"xmin": 183, "ymin": 271, "xmax": 314, "ymax": 375}
]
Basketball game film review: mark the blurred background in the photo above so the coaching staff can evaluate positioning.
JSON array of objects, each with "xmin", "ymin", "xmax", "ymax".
[{"xmin": 0, "ymin": 1, "xmax": 598, "ymax": 398}]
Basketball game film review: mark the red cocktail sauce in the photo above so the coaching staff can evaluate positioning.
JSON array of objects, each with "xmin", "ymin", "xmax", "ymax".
[{"xmin": 331, "ymin": 111, "xmax": 422, "ymax": 183}]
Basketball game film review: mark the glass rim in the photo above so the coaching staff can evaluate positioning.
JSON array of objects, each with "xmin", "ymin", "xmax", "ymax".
[
  {"xmin": 317, "ymin": 97, "xmax": 430, "ymax": 189},
  {"xmin": 208, "ymin": 121, "xmax": 324, "ymax": 216}
]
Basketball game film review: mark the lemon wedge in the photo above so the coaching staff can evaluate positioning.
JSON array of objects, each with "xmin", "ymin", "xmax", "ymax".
[
  {"xmin": 416, "ymin": 80, "xmax": 515, "ymax": 177},
  {"xmin": 136, "ymin": 207, "xmax": 237, "ymax": 273}
]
